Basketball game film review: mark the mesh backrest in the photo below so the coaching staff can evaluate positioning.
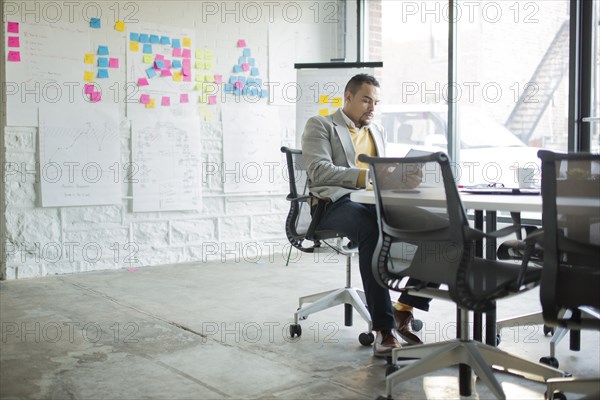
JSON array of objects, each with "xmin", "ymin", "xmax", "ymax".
[
  {"xmin": 539, "ymin": 150, "xmax": 600, "ymax": 325},
  {"xmin": 281, "ymin": 147, "xmax": 313, "ymax": 240}
]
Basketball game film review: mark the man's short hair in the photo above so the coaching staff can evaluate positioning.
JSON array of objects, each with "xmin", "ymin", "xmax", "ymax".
[{"xmin": 344, "ymin": 74, "xmax": 380, "ymax": 95}]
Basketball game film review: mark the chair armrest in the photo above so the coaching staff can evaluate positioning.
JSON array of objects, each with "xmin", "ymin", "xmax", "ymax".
[{"xmin": 286, "ymin": 194, "xmax": 311, "ymax": 202}]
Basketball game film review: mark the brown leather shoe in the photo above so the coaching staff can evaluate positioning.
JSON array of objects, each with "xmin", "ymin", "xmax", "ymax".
[
  {"xmin": 393, "ymin": 309, "xmax": 423, "ymax": 345},
  {"xmin": 373, "ymin": 330, "xmax": 401, "ymax": 358}
]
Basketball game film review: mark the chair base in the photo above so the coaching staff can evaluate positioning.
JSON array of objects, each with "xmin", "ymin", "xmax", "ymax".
[
  {"xmin": 545, "ymin": 376, "xmax": 600, "ymax": 400},
  {"xmin": 294, "ymin": 286, "xmax": 372, "ymax": 331},
  {"xmin": 384, "ymin": 338, "xmax": 567, "ymax": 400}
]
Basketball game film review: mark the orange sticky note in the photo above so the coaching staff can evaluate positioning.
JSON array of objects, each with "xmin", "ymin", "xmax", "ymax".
[
  {"xmin": 130, "ymin": 41, "xmax": 139, "ymax": 52},
  {"xmin": 115, "ymin": 20, "xmax": 125, "ymax": 32},
  {"xmin": 83, "ymin": 71, "xmax": 94, "ymax": 82},
  {"xmin": 84, "ymin": 54, "xmax": 94, "ymax": 64}
]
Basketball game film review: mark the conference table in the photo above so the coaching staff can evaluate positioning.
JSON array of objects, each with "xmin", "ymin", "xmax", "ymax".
[{"xmin": 351, "ymin": 188, "xmax": 543, "ymax": 396}]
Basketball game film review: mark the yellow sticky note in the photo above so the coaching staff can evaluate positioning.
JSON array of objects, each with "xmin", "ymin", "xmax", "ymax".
[
  {"xmin": 319, "ymin": 95, "xmax": 330, "ymax": 104},
  {"xmin": 84, "ymin": 54, "xmax": 94, "ymax": 64},
  {"xmin": 331, "ymin": 97, "xmax": 343, "ymax": 107},
  {"xmin": 146, "ymin": 98, "xmax": 155, "ymax": 109},
  {"xmin": 182, "ymin": 37, "xmax": 191, "ymax": 47},
  {"xmin": 203, "ymin": 110, "xmax": 214, "ymax": 122},
  {"xmin": 319, "ymin": 108, "xmax": 329, "ymax": 116},
  {"xmin": 83, "ymin": 71, "xmax": 94, "ymax": 82},
  {"xmin": 195, "ymin": 60, "xmax": 204, "ymax": 69},
  {"xmin": 204, "ymin": 50, "xmax": 213, "ymax": 60},
  {"xmin": 204, "ymin": 74, "xmax": 214, "ymax": 83},
  {"xmin": 129, "ymin": 41, "xmax": 139, "ymax": 52},
  {"xmin": 115, "ymin": 20, "xmax": 125, "ymax": 32},
  {"xmin": 195, "ymin": 83, "xmax": 203, "ymax": 91},
  {"xmin": 204, "ymin": 61, "xmax": 213, "ymax": 70},
  {"xmin": 195, "ymin": 50, "xmax": 204, "ymax": 59},
  {"xmin": 143, "ymin": 54, "xmax": 153, "ymax": 64},
  {"xmin": 173, "ymin": 71, "xmax": 182, "ymax": 82},
  {"xmin": 195, "ymin": 73, "xmax": 204, "ymax": 82},
  {"xmin": 199, "ymin": 93, "xmax": 208, "ymax": 103}
]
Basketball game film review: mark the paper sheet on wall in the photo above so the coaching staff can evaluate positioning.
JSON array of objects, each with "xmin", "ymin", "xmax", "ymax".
[
  {"xmin": 39, "ymin": 102, "xmax": 121, "ymax": 207},
  {"xmin": 131, "ymin": 112, "xmax": 201, "ymax": 212},
  {"xmin": 221, "ymin": 103, "xmax": 283, "ymax": 193},
  {"xmin": 295, "ymin": 67, "xmax": 374, "ymax": 147},
  {"xmin": 4, "ymin": 21, "xmax": 90, "ymax": 127}
]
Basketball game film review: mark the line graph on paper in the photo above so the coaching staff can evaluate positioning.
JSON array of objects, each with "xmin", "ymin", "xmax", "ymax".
[{"xmin": 39, "ymin": 102, "xmax": 121, "ymax": 207}]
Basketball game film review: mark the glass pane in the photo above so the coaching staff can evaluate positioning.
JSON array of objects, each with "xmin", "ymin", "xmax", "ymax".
[{"xmin": 592, "ymin": 1, "xmax": 600, "ymax": 153}]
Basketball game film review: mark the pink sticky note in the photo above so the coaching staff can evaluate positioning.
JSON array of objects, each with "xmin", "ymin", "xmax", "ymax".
[
  {"xmin": 214, "ymin": 74, "xmax": 223, "ymax": 84},
  {"xmin": 137, "ymin": 77, "xmax": 149, "ymax": 86},
  {"xmin": 241, "ymin": 62, "xmax": 250, "ymax": 71},
  {"xmin": 7, "ymin": 22, "xmax": 19, "ymax": 33},
  {"xmin": 237, "ymin": 39, "xmax": 247, "ymax": 47},
  {"xmin": 164, "ymin": 60, "xmax": 171, "ymax": 69},
  {"xmin": 208, "ymin": 95, "xmax": 217, "ymax": 105},
  {"xmin": 109, "ymin": 58, "xmax": 119, "ymax": 68},
  {"xmin": 161, "ymin": 69, "xmax": 172, "ymax": 77},
  {"xmin": 173, "ymin": 48, "xmax": 182, "ymax": 57},
  {"xmin": 84, "ymin": 83, "xmax": 95, "ymax": 94},
  {"xmin": 155, "ymin": 54, "xmax": 164, "ymax": 61},
  {"xmin": 8, "ymin": 51, "xmax": 20, "ymax": 62},
  {"xmin": 140, "ymin": 94, "xmax": 151, "ymax": 104},
  {"xmin": 180, "ymin": 94, "xmax": 189, "ymax": 103},
  {"xmin": 182, "ymin": 59, "xmax": 191, "ymax": 69},
  {"xmin": 161, "ymin": 96, "xmax": 170, "ymax": 106},
  {"xmin": 8, "ymin": 36, "xmax": 20, "ymax": 47},
  {"xmin": 182, "ymin": 48, "xmax": 191, "ymax": 58},
  {"xmin": 90, "ymin": 91, "xmax": 102, "ymax": 102},
  {"xmin": 234, "ymin": 81, "xmax": 244, "ymax": 90},
  {"xmin": 182, "ymin": 66, "xmax": 191, "ymax": 76},
  {"xmin": 183, "ymin": 75, "xmax": 191, "ymax": 82}
]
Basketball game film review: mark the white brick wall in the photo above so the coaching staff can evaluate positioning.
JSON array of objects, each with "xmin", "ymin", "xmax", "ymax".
[{"xmin": 1, "ymin": 1, "xmax": 339, "ymax": 279}]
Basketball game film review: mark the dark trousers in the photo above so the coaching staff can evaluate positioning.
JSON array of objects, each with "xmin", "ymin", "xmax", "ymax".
[{"xmin": 316, "ymin": 194, "xmax": 434, "ymax": 331}]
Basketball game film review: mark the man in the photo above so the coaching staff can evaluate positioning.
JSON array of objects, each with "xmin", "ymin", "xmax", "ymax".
[{"xmin": 301, "ymin": 74, "xmax": 430, "ymax": 357}]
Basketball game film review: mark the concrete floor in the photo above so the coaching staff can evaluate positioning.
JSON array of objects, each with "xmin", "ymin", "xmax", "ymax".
[{"xmin": 1, "ymin": 250, "xmax": 599, "ymax": 400}]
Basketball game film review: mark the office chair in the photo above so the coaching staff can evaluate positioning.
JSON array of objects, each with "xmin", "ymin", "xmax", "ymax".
[
  {"xmin": 535, "ymin": 150, "xmax": 600, "ymax": 400},
  {"xmin": 280, "ymin": 146, "xmax": 374, "ymax": 345},
  {"xmin": 359, "ymin": 152, "xmax": 566, "ymax": 400}
]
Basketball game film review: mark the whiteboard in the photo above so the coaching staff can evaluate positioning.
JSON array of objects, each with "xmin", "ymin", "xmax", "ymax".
[
  {"xmin": 131, "ymin": 112, "xmax": 202, "ymax": 212},
  {"xmin": 5, "ymin": 21, "xmax": 90, "ymax": 127},
  {"xmin": 295, "ymin": 67, "xmax": 375, "ymax": 147},
  {"xmin": 221, "ymin": 103, "xmax": 283, "ymax": 193},
  {"xmin": 39, "ymin": 102, "xmax": 121, "ymax": 207}
]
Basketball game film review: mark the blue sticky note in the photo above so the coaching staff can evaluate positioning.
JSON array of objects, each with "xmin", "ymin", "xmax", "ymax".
[
  {"xmin": 233, "ymin": 65, "xmax": 242, "ymax": 73},
  {"xmin": 97, "ymin": 69, "xmax": 109, "ymax": 79},
  {"xmin": 160, "ymin": 36, "xmax": 170, "ymax": 45},
  {"xmin": 237, "ymin": 76, "xmax": 246, "ymax": 83},
  {"xmin": 242, "ymin": 87, "xmax": 248, "ymax": 95},
  {"xmin": 130, "ymin": 32, "xmax": 139, "ymax": 41},
  {"xmin": 149, "ymin": 35, "xmax": 159, "ymax": 44},
  {"xmin": 251, "ymin": 67, "xmax": 259, "ymax": 76},
  {"xmin": 97, "ymin": 57, "xmax": 109, "ymax": 67},
  {"xmin": 90, "ymin": 18, "xmax": 101, "ymax": 29},
  {"xmin": 224, "ymin": 83, "xmax": 233, "ymax": 93},
  {"xmin": 243, "ymin": 48, "xmax": 251, "ymax": 57},
  {"xmin": 255, "ymin": 78, "xmax": 262, "ymax": 86},
  {"xmin": 233, "ymin": 88, "xmax": 241, "ymax": 96},
  {"xmin": 260, "ymin": 89, "xmax": 268, "ymax": 98},
  {"xmin": 246, "ymin": 77, "xmax": 255, "ymax": 84},
  {"xmin": 154, "ymin": 60, "xmax": 165, "ymax": 69},
  {"xmin": 249, "ymin": 87, "xmax": 258, "ymax": 96},
  {"xmin": 172, "ymin": 38, "xmax": 181, "ymax": 48},
  {"xmin": 229, "ymin": 76, "xmax": 237, "ymax": 84},
  {"xmin": 139, "ymin": 33, "xmax": 149, "ymax": 43},
  {"xmin": 143, "ymin": 44, "xmax": 152, "ymax": 54},
  {"xmin": 97, "ymin": 46, "xmax": 109, "ymax": 55},
  {"xmin": 238, "ymin": 56, "xmax": 246, "ymax": 64},
  {"xmin": 249, "ymin": 58, "xmax": 255, "ymax": 66},
  {"xmin": 172, "ymin": 60, "xmax": 182, "ymax": 69},
  {"xmin": 146, "ymin": 67, "xmax": 157, "ymax": 79}
]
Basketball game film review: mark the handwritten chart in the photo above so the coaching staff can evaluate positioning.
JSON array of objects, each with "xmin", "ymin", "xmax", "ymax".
[
  {"xmin": 39, "ymin": 102, "xmax": 121, "ymax": 207},
  {"xmin": 131, "ymin": 112, "xmax": 201, "ymax": 211}
]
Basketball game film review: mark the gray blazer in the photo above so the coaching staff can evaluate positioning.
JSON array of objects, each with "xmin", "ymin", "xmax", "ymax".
[{"xmin": 301, "ymin": 109, "xmax": 386, "ymax": 202}]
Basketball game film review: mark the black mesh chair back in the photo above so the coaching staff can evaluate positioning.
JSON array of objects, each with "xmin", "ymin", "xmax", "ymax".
[
  {"xmin": 360, "ymin": 151, "xmax": 541, "ymax": 312},
  {"xmin": 538, "ymin": 150, "xmax": 600, "ymax": 330}
]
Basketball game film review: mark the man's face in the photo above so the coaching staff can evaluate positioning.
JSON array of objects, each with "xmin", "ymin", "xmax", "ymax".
[{"xmin": 343, "ymin": 83, "xmax": 380, "ymax": 128}]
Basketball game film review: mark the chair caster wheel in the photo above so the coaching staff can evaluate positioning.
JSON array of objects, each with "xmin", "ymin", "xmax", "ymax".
[
  {"xmin": 296, "ymin": 308, "xmax": 308, "ymax": 320},
  {"xmin": 359, "ymin": 332, "xmax": 375, "ymax": 346},
  {"xmin": 290, "ymin": 324, "xmax": 302, "ymax": 338},
  {"xmin": 411, "ymin": 319, "xmax": 423, "ymax": 331},
  {"xmin": 543, "ymin": 325, "xmax": 555, "ymax": 336},
  {"xmin": 385, "ymin": 363, "xmax": 400, "ymax": 376},
  {"xmin": 539, "ymin": 356, "xmax": 559, "ymax": 368}
]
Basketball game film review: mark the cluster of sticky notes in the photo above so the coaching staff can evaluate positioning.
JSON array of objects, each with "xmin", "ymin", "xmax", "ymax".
[
  {"xmin": 226, "ymin": 39, "xmax": 268, "ymax": 99},
  {"xmin": 84, "ymin": 45, "xmax": 118, "ymax": 82},
  {"xmin": 84, "ymin": 83, "xmax": 102, "ymax": 103},
  {"xmin": 318, "ymin": 94, "xmax": 343, "ymax": 116},
  {"xmin": 7, "ymin": 21, "xmax": 21, "ymax": 62}
]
